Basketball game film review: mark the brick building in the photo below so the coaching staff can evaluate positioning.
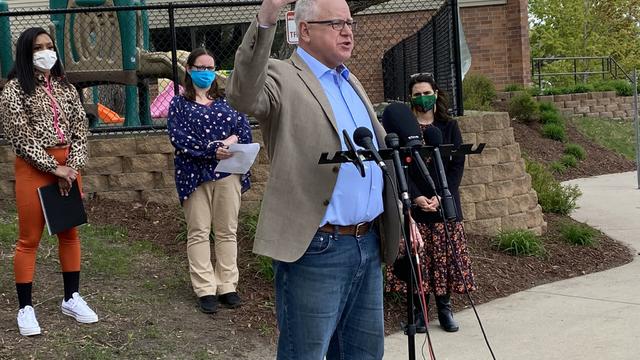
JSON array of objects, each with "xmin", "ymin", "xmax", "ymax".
[{"xmin": 349, "ymin": 0, "xmax": 531, "ymax": 103}]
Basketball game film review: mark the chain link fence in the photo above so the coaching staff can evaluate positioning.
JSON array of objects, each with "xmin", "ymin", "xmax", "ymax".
[{"xmin": 0, "ymin": 0, "xmax": 462, "ymax": 135}]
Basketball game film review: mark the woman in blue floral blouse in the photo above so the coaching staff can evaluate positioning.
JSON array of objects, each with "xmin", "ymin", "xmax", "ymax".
[{"xmin": 167, "ymin": 48, "xmax": 252, "ymax": 314}]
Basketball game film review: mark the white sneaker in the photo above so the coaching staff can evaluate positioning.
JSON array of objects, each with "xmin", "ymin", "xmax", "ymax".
[
  {"xmin": 17, "ymin": 306, "xmax": 41, "ymax": 336},
  {"xmin": 61, "ymin": 293, "xmax": 99, "ymax": 324}
]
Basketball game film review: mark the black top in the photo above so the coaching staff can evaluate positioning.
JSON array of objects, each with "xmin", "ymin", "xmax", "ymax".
[{"xmin": 409, "ymin": 119, "xmax": 465, "ymax": 223}]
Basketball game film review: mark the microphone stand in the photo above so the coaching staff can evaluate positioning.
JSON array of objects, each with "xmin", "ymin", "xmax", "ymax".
[
  {"xmin": 385, "ymin": 134, "xmax": 418, "ymax": 360},
  {"xmin": 318, "ymin": 142, "xmax": 485, "ymax": 360}
]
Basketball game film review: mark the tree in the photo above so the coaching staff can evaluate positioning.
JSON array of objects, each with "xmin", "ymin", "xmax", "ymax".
[{"xmin": 529, "ymin": 0, "xmax": 640, "ymax": 81}]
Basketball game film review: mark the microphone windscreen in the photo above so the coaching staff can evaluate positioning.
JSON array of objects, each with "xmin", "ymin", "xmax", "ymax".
[
  {"xmin": 353, "ymin": 127, "xmax": 374, "ymax": 148},
  {"xmin": 381, "ymin": 103, "xmax": 422, "ymax": 147},
  {"xmin": 423, "ymin": 126, "xmax": 443, "ymax": 146},
  {"xmin": 385, "ymin": 133, "xmax": 400, "ymax": 149}
]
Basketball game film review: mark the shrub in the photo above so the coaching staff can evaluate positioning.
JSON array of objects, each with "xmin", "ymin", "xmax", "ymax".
[
  {"xmin": 527, "ymin": 86, "xmax": 542, "ymax": 97},
  {"xmin": 549, "ymin": 161, "xmax": 566, "ymax": 174},
  {"xmin": 540, "ymin": 110, "xmax": 564, "ymax": 125},
  {"xmin": 560, "ymin": 154, "xmax": 578, "ymax": 168},
  {"xmin": 538, "ymin": 101, "xmax": 559, "ymax": 114},
  {"xmin": 504, "ymin": 84, "xmax": 524, "ymax": 92},
  {"xmin": 594, "ymin": 80, "xmax": 633, "ymax": 96},
  {"xmin": 508, "ymin": 93, "xmax": 539, "ymax": 123},
  {"xmin": 463, "ymin": 74, "xmax": 497, "ymax": 111},
  {"xmin": 564, "ymin": 143, "xmax": 586, "ymax": 160},
  {"xmin": 542, "ymin": 123, "xmax": 566, "ymax": 141},
  {"xmin": 492, "ymin": 229, "xmax": 545, "ymax": 256},
  {"xmin": 592, "ymin": 81, "xmax": 617, "ymax": 93},
  {"xmin": 464, "ymin": 97, "xmax": 493, "ymax": 111},
  {"xmin": 560, "ymin": 222, "xmax": 598, "ymax": 246},
  {"xmin": 525, "ymin": 160, "xmax": 582, "ymax": 214},
  {"xmin": 569, "ymin": 83, "xmax": 594, "ymax": 94},
  {"xmin": 542, "ymin": 87, "xmax": 570, "ymax": 96}
]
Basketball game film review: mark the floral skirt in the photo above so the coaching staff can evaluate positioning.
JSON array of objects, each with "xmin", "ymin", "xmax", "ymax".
[{"xmin": 385, "ymin": 222, "xmax": 477, "ymax": 296}]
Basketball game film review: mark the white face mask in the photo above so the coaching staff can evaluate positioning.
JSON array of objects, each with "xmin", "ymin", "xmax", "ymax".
[{"xmin": 33, "ymin": 49, "xmax": 58, "ymax": 71}]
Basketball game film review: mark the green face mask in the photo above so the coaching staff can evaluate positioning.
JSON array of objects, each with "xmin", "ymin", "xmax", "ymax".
[{"xmin": 411, "ymin": 94, "xmax": 437, "ymax": 113}]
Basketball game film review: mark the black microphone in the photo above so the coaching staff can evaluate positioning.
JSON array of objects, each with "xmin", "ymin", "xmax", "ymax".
[
  {"xmin": 353, "ymin": 127, "xmax": 388, "ymax": 175},
  {"xmin": 385, "ymin": 133, "xmax": 411, "ymax": 208},
  {"xmin": 342, "ymin": 129, "xmax": 365, "ymax": 177},
  {"xmin": 381, "ymin": 103, "xmax": 437, "ymax": 193},
  {"xmin": 381, "ymin": 103, "xmax": 422, "ymax": 147},
  {"xmin": 424, "ymin": 126, "xmax": 457, "ymax": 221}
]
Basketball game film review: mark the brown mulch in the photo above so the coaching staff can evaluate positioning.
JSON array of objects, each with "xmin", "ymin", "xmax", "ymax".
[
  {"xmin": 86, "ymin": 197, "xmax": 633, "ymax": 340},
  {"xmin": 383, "ymin": 213, "xmax": 633, "ymax": 333},
  {"xmin": 8, "ymin": 113, "xmax": 632, "ymax": 350},
  {"xmin": 512, "ymin": 120, "xmax": 635, "ymax": 181}
]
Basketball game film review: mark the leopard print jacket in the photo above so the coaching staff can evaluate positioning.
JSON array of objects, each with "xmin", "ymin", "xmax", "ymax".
[{"xmin": 0, "ymin": 73, "xmax": 88, "ymax": 173}]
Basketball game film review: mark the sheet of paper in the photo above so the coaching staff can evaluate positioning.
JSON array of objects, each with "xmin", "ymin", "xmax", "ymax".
[{"xmin": 215, "ymin": 143, "xmax": 261, "ymax": 174}]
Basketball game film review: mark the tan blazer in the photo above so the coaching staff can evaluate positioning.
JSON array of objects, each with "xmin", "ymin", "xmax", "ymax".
[{"xmin": 227, "ymin": 20, "xmax": 401, "ymax": 265}]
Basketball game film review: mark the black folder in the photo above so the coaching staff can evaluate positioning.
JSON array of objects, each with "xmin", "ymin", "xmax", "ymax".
[{"xmin": 37, "ymin": 180, "xmax": 87, "ymax": 235}]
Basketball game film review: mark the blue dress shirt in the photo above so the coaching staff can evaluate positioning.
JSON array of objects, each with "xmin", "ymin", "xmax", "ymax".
[{"xmin": 296, "ymin": 47, "xmax": 384, "ymax": 226}]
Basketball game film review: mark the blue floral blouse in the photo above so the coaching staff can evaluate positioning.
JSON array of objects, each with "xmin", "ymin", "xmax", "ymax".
[{"xmin": 167, "ymin": 95, "xmax": 252, "ymax": 203}]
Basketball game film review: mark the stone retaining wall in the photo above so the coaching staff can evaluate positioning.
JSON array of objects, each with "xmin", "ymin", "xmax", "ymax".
[
  {"xmin": 457, "ymin": 111, "xmax": 546, "ymax": 235},
  {"xmin": 0, "ymin": 111, "xmax": 546, "ymax": 236},
  {"xmin": 496, "ymin": 91, "xmax": 635, "ymax": 119}
]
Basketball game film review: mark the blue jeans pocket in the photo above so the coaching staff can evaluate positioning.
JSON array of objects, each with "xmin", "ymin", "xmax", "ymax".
[{"xmin": 305, "ymin": 231, "xmax": 334, "ymax": 255}]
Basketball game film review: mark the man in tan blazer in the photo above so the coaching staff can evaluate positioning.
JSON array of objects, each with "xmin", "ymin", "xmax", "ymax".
[{"xmin": 227, "ymin": 0, "xmax": 400, "ymax": 358}]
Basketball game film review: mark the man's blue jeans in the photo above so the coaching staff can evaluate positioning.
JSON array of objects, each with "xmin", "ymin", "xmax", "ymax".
[{"xmin": 273, "ymin": 227, "xmax": 384, "ymax": 360}]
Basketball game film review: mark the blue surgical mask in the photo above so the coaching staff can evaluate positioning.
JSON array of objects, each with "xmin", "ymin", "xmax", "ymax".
[{"xmin": 189, "ymin": 70, "xmax": 216, "ymax": 89}]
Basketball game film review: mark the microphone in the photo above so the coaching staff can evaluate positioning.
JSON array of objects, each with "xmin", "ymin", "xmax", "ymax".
[
  {"xmin": 353, "ymin": 127, "xmax": 388, "ymax": 175},
  {"xmin": 342, "ymin": 129, "xmax": 365, "ymax": 177},
  {"xmin": 385, "ymin": 133, "xmax": 411, "ymax": 207},
  {"xmin": 423, "ymin": 126, "xmax": 457, "ymax": 221},
  {"xmin": 381, "ymin": 103, "xmax": 437, "ymax": 193},
  {"xmin": 381, "ymin": 103, "xmax": 422, "ymax": 147}
]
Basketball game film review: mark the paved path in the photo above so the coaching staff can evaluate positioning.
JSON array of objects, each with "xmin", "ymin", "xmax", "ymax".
[{"xmin": 384, "ymin": 171, "xmax": 640, "ymax": 360}]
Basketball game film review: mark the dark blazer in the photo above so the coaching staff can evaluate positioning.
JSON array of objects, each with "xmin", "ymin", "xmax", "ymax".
[{"xmin": 409, "ymin": 118, "xmax": 465, "ymax": 223}]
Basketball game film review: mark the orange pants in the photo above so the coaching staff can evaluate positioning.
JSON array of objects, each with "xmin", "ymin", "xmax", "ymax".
[{"xmin": 14, "ymin": 148, "xmax": 82, "ymax": 284}]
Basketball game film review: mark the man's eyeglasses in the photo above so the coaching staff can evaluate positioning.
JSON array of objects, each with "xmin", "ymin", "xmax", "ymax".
[
  {"xmin": 192, "ymin": 66, "xmax": 215, "ymax": 71},
  {"xmin": 306, "ymin": 19, "xmax": 357, "ymax": 31}
]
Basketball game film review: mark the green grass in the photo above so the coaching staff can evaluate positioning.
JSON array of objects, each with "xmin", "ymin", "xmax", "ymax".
[
  {"xmin": 255, "ymin": 255, "xmax": 274, "ymax": 281},
  {"xmin": 0, "ymin": 215, "xmax": 156, "ymax": 277},
  {"xmin": 572, "ymin": 117, "xmax": 636, "ymax": 160},
  {"xmin": 492, "ymin": 229, "xmax": 545, "ymax": 256},
  {"xmin": 549, "ymin": 161, "xmax": 566, "ymax": 174},
  {"xmin": 564, "ymin": 143, "xmax": 586, "ymax": 160},
  {"xmin": 560, "ymin": 222, "xmax": 598, "ymax": 246},
  {"xmin": 542, "ymin": 123, "xmax": 566, "ymax": 141},
  {"xmin": 560, "ymin": 154, "xmax": 578, "ymax": 168}
]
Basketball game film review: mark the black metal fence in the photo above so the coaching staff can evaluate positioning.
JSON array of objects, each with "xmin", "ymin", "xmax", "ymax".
[
  {"xmin": 0, "ymin": 0, "xmax": 461, "ymax": 134},
  {"xmin": 382, "ymin": 1, "xmax": 463, "ymax": 115},
  {"xmin": 531, "ymin": 56, "xmax": 633, "ymax": 89}
]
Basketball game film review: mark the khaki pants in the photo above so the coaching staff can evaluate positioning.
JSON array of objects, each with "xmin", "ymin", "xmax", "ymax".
[{"xmin": 183, "ymin": 175, "xmax": 241, "ymax": 297}]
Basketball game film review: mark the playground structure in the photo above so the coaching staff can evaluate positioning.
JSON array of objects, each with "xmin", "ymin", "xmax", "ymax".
[{"xmin": 0, "ymin": 0, "xmax": 226, "ymax": 127}]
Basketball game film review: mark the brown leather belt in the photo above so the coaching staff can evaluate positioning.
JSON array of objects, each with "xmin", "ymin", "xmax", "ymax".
[{"xmin": 318, "ymin": 221, "xmax": 372, "ymax": 237}]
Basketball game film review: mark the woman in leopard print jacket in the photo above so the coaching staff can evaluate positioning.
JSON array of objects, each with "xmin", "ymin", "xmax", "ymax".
[{"xmin": 0, "ymin": 27, "xmax": 98, "ymax": 337}]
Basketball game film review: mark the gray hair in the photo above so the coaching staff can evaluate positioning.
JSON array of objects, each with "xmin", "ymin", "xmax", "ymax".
[{"xmin": 294, "ymin": 0, "xmax": 318, "ymax": 27}]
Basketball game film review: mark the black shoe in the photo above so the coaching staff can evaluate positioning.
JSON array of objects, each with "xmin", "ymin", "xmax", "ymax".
[
  {"xmin": 435, "ymin": 294, "xmax": 459, "ymax": 332},
  {"xmin": 198, "ymin": 295, "xmax": 218, "ymax": 314},
  {"xmin": 415, "ymin": 309, "xmax": 427, "ymax": 334},
  {"xmin": 218, "ymin": 292, "xmax": 242, "ymax": 309},
  {"xmin": 414, "ymin": 293, "xmax": 429, "ymax": 334}
]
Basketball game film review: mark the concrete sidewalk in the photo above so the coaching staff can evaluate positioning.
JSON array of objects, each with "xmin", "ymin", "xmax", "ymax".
[{"xmin": 384, "ymin": 171, "xmax": 640, "ymax": 360}]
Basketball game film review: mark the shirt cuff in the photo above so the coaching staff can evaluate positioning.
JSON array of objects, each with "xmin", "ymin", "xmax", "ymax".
[{"xmin": 256, "ymin": 14, "xmax": 276, "ymax": 29}]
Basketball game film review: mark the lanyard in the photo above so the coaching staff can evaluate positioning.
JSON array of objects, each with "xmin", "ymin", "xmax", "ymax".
[{"xmin": 44, "ymin": 78, "xmax": 66, "ymax": 144}]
